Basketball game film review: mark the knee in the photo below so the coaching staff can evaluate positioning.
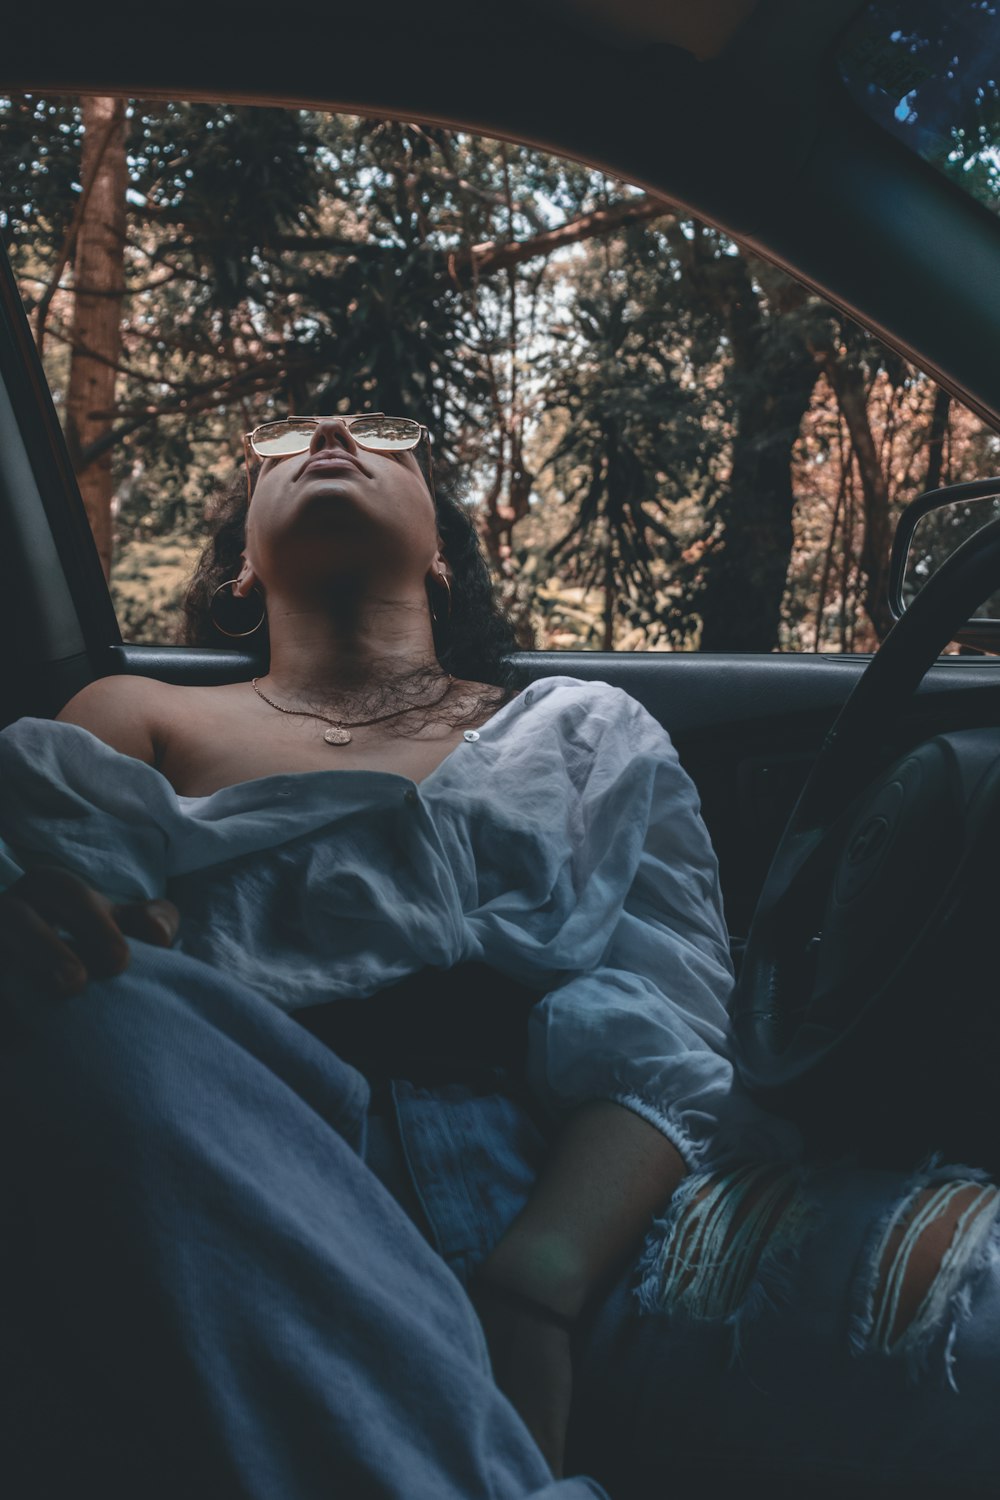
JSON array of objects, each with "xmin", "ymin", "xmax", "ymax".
[
  {"xmin": 0, "ymin": 939, "xmax": 370, "ymax": 1168},
  {"xmin": 0, "ymin": 943, "xmax": 206, "ymax": 1158},
  {"xmin": 636, "ymin": 1163, "xmax": 811, "ymax": 1323}
]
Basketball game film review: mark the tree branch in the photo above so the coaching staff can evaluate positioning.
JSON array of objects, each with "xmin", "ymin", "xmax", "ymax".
[
  {"xmin": 77, "ymin": 354, "xmax": 314, "ymax": 465},
  {"xmin": 450, "ymin": 195, "xmax": 673, "ymax": 282},
  {"xmin": 131, "ymin": 194, "xmax": 674, "ymax": 287}
]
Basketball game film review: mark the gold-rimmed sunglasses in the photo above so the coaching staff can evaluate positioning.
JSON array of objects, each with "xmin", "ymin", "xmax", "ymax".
[{"xmin": 242, "ymin": 413, "xmax": 434, "ymax": 501}]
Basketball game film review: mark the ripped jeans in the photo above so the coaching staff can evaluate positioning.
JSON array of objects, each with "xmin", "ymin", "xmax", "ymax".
[
  {"xmin": 4, "ymin": 937, "xmax": 998, "ymax": 1498},
  {"xmin": 567, "ymin": 1159, "xmax": 1000, "ymax": 1497},
  {"xmin": 361, "ymin": 1074, "xmax": 1000, "ymax": 1496}
]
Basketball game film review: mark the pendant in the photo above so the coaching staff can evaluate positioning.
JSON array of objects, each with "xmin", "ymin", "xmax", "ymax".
[{"xmin": 323, "ymin": 726, "xmax": 352, "ymax": 745}]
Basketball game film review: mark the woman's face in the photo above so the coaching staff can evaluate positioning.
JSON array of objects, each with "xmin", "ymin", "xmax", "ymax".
[{"xmin": 243, "ymin": 417, "xmax": 441, "ymax": 591}]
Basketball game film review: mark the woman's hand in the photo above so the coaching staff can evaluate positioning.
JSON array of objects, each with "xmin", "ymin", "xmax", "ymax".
[
  {"xmin": 469, "ymin": 1286, "xmax": 574, "ymax": 1479},
  {"xmin": 0, "ymin": 865, "xmax": 180, "ymax": 999}
]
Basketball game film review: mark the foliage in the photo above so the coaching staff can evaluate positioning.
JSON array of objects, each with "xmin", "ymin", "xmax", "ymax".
[
  {"xmin": 840, "ymin": 0, "xmax": 1000, "ymax": 213},
  {"xmin": 1, "ymin": 93, "xmax": 996, "ymax": 653}
]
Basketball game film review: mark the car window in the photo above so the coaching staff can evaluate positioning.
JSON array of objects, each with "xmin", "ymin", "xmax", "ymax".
[
  {"xmin": 2, "ymin": 93, "xmax": 996, "ymax": 653},
  {"xmin": 839, "ymin": 0, "xmax": 1000, "ymax": 218}
]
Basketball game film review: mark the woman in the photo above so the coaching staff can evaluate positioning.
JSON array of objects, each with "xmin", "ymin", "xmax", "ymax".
[{"xmin": 0, "ymin": 415, "xmax": 991, "ymax": 1498}]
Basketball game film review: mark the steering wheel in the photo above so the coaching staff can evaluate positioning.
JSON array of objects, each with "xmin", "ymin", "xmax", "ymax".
[{"xmin": 732, "ymin": 512, "xmax": 1000, "ymax": 1166}]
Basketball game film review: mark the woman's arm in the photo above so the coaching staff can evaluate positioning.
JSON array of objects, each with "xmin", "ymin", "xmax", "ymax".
[
  {"xmin": 475, "ymin": 1097, "xmax": 686, "ymax": 1318},
  {"xmin": 0, "ymin": 682, "xmax": 177, "ymax": 997},
  {"xmin": 465, "ymin": 688, "xmax": 733, "ymax": 1472},
  {"xmin": 469, "ymin": 1099, "xmax": 685, "ymax": 1478}
]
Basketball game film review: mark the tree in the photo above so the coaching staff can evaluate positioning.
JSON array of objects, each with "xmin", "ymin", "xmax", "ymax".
[
  {"xmin": 63, "ymin": 96, "xmax": 127, "ymax": 579},
  {"xmin": 536, "ymin": 223, "xmax": 714, "ymax": 649},
  {"xmin": 660, "ymin": 233, "xmax": 834, "ymax": 651},
  {"xmin": 3, "ymin": 93, "xmax": 996, "ymax": 653}
]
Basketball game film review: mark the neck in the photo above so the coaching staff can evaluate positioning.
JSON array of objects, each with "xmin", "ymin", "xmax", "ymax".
[{"xmin": 259, "ymin": 583, "xmax": 445, "ymax": 705}]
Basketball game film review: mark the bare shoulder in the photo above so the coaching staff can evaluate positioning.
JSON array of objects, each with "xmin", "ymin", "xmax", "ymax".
[{"xmin": 55, "ymin": 674, "xmax": 186, "ymax": 766}]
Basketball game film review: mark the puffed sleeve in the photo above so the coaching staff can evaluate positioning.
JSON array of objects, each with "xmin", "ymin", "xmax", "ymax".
[
  {"xmin": 0, "ymin": 719, "xmax": 168, "ymax": 903},
  {"xmin": 524, "ymin": 687, "xmax": 801, "ymax": 1170}
]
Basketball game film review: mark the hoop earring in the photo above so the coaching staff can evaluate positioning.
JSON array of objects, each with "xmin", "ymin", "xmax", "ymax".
[
  {"xmin": 430, "ymin": 570, "xmax": 452, "ymax": 625},
  {"xmin": 209, "ymin": 579, "xmax": 266, "ymax": 638}
]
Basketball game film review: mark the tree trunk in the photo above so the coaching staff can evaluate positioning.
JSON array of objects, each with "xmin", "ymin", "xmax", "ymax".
[
  {"xmin": 696, "ymin": 340, "xmax": 820, "ymax": 651},
  {"xmin": 668, "ymin": 236, "xmax": 820, "ymax": 653},
  {"xmin": 817, "ymin": 348, "xmax": 895, "ymax": 641},
  {"xmin": 603, "ymin": 546, "xmax": 615, "ymax": 651},
  {"xmin": 924, "ymin": 385, "xmax": 951, "ymax": 494},
  {"xmin": 65, "ymin": 97, "xmax": 128, "ymax": 581}
]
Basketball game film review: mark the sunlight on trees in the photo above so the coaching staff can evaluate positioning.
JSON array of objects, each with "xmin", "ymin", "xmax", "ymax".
[{"xmin": 2, "ymin": 93, "xmax": 996, "ymax": 652}]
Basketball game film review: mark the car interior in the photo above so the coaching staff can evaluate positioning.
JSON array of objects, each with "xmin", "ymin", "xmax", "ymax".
[
  {"xmin": 4, "ymin": 3, "xmax": 1000, "ymax": 934},
  {"xmin": 4, "ymin": 0, "xmax": 1000, "ymax": 1427}
]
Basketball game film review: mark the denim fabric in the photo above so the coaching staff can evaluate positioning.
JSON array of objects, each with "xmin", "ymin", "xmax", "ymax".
[
  {"xmin": 0, "ymin": 941, "xmax": 607, "ymax": 1500},
  {"xmin": 3, "ymin": 936, "xmax": 997, "ymax": 1496},
  {"xmin": 389, "ymin": 1074, "xmax": 553, "ymax": 1284},
  {"xmin": 569, "ymin": 1161, "xmax": 1000, "ymax": 1497},
  {"xmin": 372, "ymin": 1082, "xmax": 1000, "ymax": 1496}
]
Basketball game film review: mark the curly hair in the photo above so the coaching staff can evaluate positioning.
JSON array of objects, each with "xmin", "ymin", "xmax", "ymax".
[{"xmin": 181, "ymin": 466, "xmax": 527, "ymax": 727}]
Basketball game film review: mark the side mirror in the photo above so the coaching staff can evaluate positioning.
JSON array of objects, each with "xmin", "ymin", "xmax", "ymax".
[{"xmin": 888, "ymin": 477, "xmax": 1000, "ymax": 653}]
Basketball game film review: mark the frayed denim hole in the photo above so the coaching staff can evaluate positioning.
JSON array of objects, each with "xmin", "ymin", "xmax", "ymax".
[
  {"xmin": 851, "ymin": 1165, "xmax": 1000, "ymax": 1392},
  {"xmin": 634, "ymin": 1163, "xmax": 818, "ymax": 1367}
]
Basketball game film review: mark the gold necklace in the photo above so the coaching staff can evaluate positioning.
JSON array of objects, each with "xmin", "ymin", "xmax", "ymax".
[{"xmin": 250, "ymin": 674, "xmax": 456, "ymax": 746}]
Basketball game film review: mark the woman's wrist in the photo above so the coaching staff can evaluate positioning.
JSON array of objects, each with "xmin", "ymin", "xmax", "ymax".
[
  {"xmin": 470, "ymin": 1275, "xmax": 577, "ymax": 1332},
  {"xmin": 475, "ymin": 1223, "xmax": 590, "ymax": 1319}
]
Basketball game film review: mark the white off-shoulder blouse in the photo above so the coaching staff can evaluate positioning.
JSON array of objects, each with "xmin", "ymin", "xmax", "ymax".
[{"xmin": 0, "ymin": 675, "xmax": 799, "ymax": 1169}]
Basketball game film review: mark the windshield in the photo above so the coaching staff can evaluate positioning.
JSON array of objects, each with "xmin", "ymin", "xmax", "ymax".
[{"xmin": 839, "ymin": 0, "xmax": 1000, "ymax": 215}]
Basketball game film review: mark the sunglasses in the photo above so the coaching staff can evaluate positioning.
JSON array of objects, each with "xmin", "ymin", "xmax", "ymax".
[{"xmin": 242, "ymin": 413, "xmax": 434, "ymax": 500}]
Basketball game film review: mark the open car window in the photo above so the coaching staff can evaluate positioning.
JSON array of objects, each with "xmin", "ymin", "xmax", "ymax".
[{"xmin": 1, "ymin": 94, "xmax": 997, "ymax": 655}]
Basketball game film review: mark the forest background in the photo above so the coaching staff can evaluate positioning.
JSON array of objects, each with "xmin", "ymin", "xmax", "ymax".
[{"xmin": 1, "ymin": 94, "xmax": 997, "ymax": 653}]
